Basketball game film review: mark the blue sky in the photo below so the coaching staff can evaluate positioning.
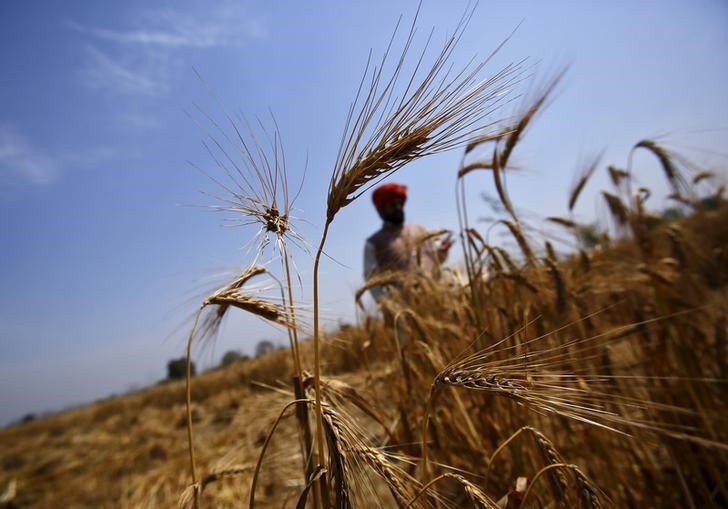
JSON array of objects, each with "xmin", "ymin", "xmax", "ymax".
[{"xmin": 0, "ymin": 1, "xmax": 726, "ymax": 425}]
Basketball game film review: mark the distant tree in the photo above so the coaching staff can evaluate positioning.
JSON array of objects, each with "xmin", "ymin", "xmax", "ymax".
[
  {"xmin": 699, "ymin": 195, "xmax": 724, "ymax": 211},
  {"xmin": 575, "ymin": 223, "xmax": 601, "ymax": 250},
  {"xmin": 221, "ymin": 350, "xmax": 249, "ymax": 367},
  {"xmin": 661, "ymin": 207, "xmax": 685, "ymax": 221},
  {"xmin": 255, "ymin": 340, "xmax": 276, "ymax": 358},
  {"xmin": 167, "ymin": 357, "xmax": 195, "ymax": 380}
]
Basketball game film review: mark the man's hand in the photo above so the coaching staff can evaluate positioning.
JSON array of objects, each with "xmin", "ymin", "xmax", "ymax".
[{"xmin": 437, "ymin": 231, "xmax": 454, "ymax": 262}]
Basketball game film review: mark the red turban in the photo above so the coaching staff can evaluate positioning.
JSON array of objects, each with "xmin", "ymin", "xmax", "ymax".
[{"xmin": 372, "ymin": 183, "xmax": 407, "ymax": 210}]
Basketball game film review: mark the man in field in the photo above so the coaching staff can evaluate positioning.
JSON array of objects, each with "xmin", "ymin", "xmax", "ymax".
[{"xmin": 363, "ymin": 182, "xmax": 453, "ymax": 301}]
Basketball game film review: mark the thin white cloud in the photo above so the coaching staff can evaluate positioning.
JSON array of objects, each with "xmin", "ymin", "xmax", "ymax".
[
  {"xmin": 67, "ymin": 3, "xmax": 267, "ymax": 98},
  {"xmin": 0, "ymin": 124, "xmax": 118, "ymax": 187},
  {"xmin": 119, "ymin": 112, "xmax": 160, "ymax": 131},
  {"xmin": 67, "ymin": 21, "xmax": 214, "ymax": 49},
  {"xmin": 66, "ymin": 4, "xmax": 267, "ymax": 49},
  {"xmin": 83, "ymin": 45, "xmax": 168, "ymax": 96},
  {"xmin": 0, "ymin": 125, "xmax": 58, "ymax": 185},
  {"xmin": 63, "ymin": 146, "xmax": 120, "ymax": 168}
]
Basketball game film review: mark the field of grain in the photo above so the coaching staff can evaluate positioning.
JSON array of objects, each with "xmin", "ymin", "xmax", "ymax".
[
  {"xmin": 1, "ymin": 7, "xmax": 727, "ymax": 509},
  {"xmin": 1, "ymin": 195, "xmax": 726, "ymax": 508}
]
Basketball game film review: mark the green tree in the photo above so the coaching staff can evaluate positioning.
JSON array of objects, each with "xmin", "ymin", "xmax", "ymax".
[
  {"xmin": 221, "ymin": 350, "xmax": 249, "ymax": 367},
  {"xmin": 255, "ymin": 340, "xmax": 275, "ymax": 358},
  {"xmin": 575, "ymin": 223, "xmax": 601, "ymax": 250},
  {"xmin": 167, "ymin": 357, "xmax": 195, "ymax": 380}
]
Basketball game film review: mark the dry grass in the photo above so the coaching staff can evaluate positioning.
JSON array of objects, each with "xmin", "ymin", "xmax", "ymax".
[
  {"xmin": 1, "ymin": 201, "xmax": 727, "ymax": 508},
  {"xmin": 2, "ymin": 6, "xmax": 728, "ymax": 509}
]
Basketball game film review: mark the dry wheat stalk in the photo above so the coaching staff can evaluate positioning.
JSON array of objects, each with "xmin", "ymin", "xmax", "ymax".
[
  {"xmin": 497, "ymin": 71, "xmax": 564, "ymax": 171},
  {"xmin": 326, "ymin": 8, "xmax": 523, "ymax": 224},
  {"xmin": 193, "ymin": 103, "xmax": 308, "ymax": 383},
  {"xmin": 247, "ymin": 397, "xmax": 310, "ymax": 507},
  {"xmin": 495, "ymin": 246, "xmax": 519, "ymax": 273},
  {"xmin": 355, "ymin": 271, "xmax": 407, "ymax": 309},
  {"xmin": 405, "ymin": 472, "xmax": 500, "ymax": 509},
  {"xmin": 434, "ymin": 314, "xmax": 728, "ymax": 451},
  {"xmin": 189, "ymin": 101, "xmax": 314, "ymax": 507},
  {"xmin": 571, "ymin": 465, "xmax": 603, "ymax": 509},
  {"xmin": 458, "ymin": 160, "xmax": 496, "ymax": 178},
  {"xmin": 480, "ymin": 244, "xmax": 504, "ymax": 275},
  {"xmin": 524, "ymin": 427, "xmax": 570, "ymax": 502},
  {"xmin": 311, "ymin": 6, "xmax": 525, "ymax": 485},
  {"xmin": 545, "ymin": 241, "xmax": 557, "ymax": 262},
  {"xmin": 607, "ymin": 165, "xmax": 629, "ymax": 188},
  {"xmin": 178, "ymin": 483, "xmax": 198, "ymax": 509},
  {"xmin": 318, "ymin": 400, "xmax": 420, "ymax": 508},
  {"xmin": 547, "ymin": 216, "xmax": 577, "ymax": 229},
  {"xmin": 184, "ymin": 265, "xmax": 296, "ymax": 509},
  {"xmin": 305, "ymin": 375, "xmax": 398, "ymax": 445},
  {"xmin": 200, "ymin": 466, "xmax": 251, "ymax": 494},
  {"xmin": 633, "ymin": 140, "xmax": 685, "ymax": 197},
  {"xmin": 569, "ymin": 151, "xmax": 603, "ymax": 212},
  {"xmin": 544, "ymin": 257, "xmax": 567, "ymax": 315},
  {"xmin": 190, "ymin": 101, "xmax": 308, "ymax": 256},
  {"xmin": 206, "ymin": 294, "xmax": 291, "ymax": 327},
  {"xmin": 518, "ymin": 463, "xmax": 601, "ymax": 509},
  {"xmin": 601, "ymin": 192, "xmax": 628, "ymax": 226},
  {"xmin": 500, "ymin": 219, "xmax": 534, "ymax": 264},
  {"xmin": 321, "ymin": 405, "xmax": 353, "ymax": 509},
  {"xmin": 692, "ymin": 171, "xmax": 714, "ymax": 184},
  {"xmin": 355, "ymin": 447, "xmax": 418, "ymax": 508}
]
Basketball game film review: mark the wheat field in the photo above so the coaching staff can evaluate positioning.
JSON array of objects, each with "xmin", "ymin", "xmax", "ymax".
[{"xmin": 1, "ymin": 7, "xmax": 727, "ymax": 509}]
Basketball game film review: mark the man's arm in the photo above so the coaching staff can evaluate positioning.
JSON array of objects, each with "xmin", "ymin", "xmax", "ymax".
[
  {"xmin": 363, "ymin": 241, "xmax": 386, "ymax": 301},
  {"xmin": 437, "ymin": 233, "xmax": 454, "ymax": 263},
  {"xmin": 363, "ymin": 241, "xmax": 377, "ymax": 279}
]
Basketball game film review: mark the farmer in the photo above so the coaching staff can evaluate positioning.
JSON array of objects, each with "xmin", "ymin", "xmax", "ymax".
[{"xmin": 363, "ymin": 182, "xmax": 454, "ymax": 301}]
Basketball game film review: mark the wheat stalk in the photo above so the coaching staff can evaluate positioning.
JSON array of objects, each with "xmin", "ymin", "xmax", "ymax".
[
  {"xmin": 405, "ymin": 472, "xmax": 500, "ymax": 509},
  {"xmin": 435, "ymin": 313, "xmax": 728, "ymax": 451},
  {"xmin": 518, "ymin": 463, "xmax": 602, "ymax": 509},
  {"xmin": 311, "ymin": 5, "xmax": 524, "ymax": 488},
  {"xmin": 569, "ymin": 151, "xmax": 603, "ymax": 212},
  {"xmin": 601, "ymin": 192, "xmax": 629, "ymax": 226},
  {"xmin": 607, "ymin": 165, "xmax": 629, "ymax": 188},
  {"xmin": 183, "ymin": 265, "xmax": 294, "ymax": 509}
]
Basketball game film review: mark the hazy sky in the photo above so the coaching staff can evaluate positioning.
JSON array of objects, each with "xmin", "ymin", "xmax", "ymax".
[{"xmin": 1, "ymin": 0, "xmax": 726, "ymax": 425}]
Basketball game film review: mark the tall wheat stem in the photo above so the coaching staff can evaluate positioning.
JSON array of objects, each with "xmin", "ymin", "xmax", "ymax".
[
  {"xmin": 455, "ymin": 174, "xmax": 484, "ymax": 344},
  {"xmin": 279, "ymin": 241, "xmax": 318, "ymax": 506},
  {"xmin": 185, "ymin": 306, "xmax": 204, "ymax": 509},
  {"xmin": 312, "ymin": 220, "xmax": 332, "ymax": 505},
  {"xmin": 249, "ymin": 398, "xmax": 309, "ymax": 508},
  {"xmin": 280, "ymin": 242, "xmax": 303, "ymax": 378}
]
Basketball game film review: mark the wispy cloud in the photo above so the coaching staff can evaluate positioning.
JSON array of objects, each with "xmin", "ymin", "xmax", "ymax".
[
  {"xmin": 68, "ymin": 3, "xmax": 267, "ymax": 97},
  {"xmin": 119, "ymin": 112, "xmax": 160, "ymax": 131},
  {"xmin": 83, "ymin": 45, "xmax": 168, "ymax": 96},
  {"xmin": 0, "ymin": 124, "xmax": 118, "ymax": 187},
  {"xmin": 0, "ymin": 125, "xmax": 58, "ymax": 185},
  {"xmin": 67, "ymin": 21, "xmax": 215, "ymax": 49},
  {"xmin": 66, "ymin": 7, "xmax": 266, "ymax": 50}
]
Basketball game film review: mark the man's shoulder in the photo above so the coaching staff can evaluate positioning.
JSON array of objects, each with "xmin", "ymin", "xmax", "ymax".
[
  {"xmin": 366, "ymin": 230, "xmax": 381, "ymax": 244},
  {"xmin": 368, "ymin": 223, "xmax": 425, "ymax": 241},
  {"xmin": 404, "ymin": 223, "xmax": 427, "ymax": 236},
  {"xmin": 366, "ymin": 225, "xmax": 391, "ymax": 243}
]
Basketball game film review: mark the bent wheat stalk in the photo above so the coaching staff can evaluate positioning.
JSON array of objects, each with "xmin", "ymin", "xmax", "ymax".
[
  {"xmin": 518, "ymin": 463, "xmax": 602, "ymax": 509},
  {"xmin": 434, "ymin": 314, "xmax": 728, "ymax": 451},
  {"xmin": 183, "ymin": 266, "xmax": 290, "ymax": 509},
  {"xmin": 249, "ymin": 398, "xmax": 311, "ymax": 509},
  {"xmin": 405, "ymin": 472, "xmax": 500, "ymax": 509}
]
